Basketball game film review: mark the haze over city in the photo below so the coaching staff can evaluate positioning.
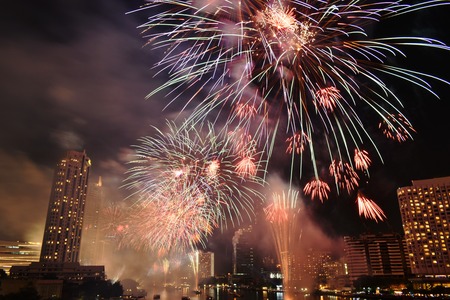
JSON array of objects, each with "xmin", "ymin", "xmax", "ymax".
[{"xmin": 1, "ymin": 0, "xmax": 450, "ymax": 290}]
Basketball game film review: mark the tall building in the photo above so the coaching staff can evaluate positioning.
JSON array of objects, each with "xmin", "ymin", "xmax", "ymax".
[
  {"xmin": 397, "ymin": 176, "xmax": 450, "ymax": 276},
  {"xmin": 198, "ymin": 251, "xmax": 214, "ymax": 281},
  {"xmin": 80, "ymin": 176, "xmax": 105, "ymax": 265},
  {"xmin": 232, "ymin": 225, "xmax": 256, "ymax": 285},
  {"xmin": 40, "ymin": 150, "xmax": 91, "ymax": 263},
  {"xmin": 344, "ymin": 233, "xmax": 410, "ymax": 284},
  {"xmin": 8, "ymin": 151, "xmax": 105, "ymax": 297},
  {"xmin": 232, "ymin": 225, "xmax": 255, "ymax": 276}
]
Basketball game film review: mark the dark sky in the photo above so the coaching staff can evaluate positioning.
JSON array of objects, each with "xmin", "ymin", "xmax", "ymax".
[{"xmin": 0, "ymin": 0, "xmax": 449, "ymax": 278}]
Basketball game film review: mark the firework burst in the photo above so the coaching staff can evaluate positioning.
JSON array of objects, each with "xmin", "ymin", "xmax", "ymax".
[
  {"xmin": 122, "ymin": 196, "xmax": 216, "ymax": 254},
  {"xmin": 264, "ymin": 189, "xmax": 302, "ymax": 296},
  {"xmin": 329, "ymin": 160, "xmax": 360, "ymax": 195},
  {"xmin": 124, "ymin": 121, "xmax": 265, "ymax": 252}
]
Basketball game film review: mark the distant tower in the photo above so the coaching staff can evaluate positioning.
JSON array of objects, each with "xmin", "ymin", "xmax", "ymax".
[
  {"xmin": 397, "ymin": 176, "xmax": 450, "ymax": 276},
  {"xmin": 80, "ymin": 176, "xmax": 104, "ymax": 265},
  {"xmin": 40, "ymin": 150, "xmax": 91, "ymax": 263},
  {"xmin": 232, "ymin": 225, "xmax": 255, "ymax": 277}
]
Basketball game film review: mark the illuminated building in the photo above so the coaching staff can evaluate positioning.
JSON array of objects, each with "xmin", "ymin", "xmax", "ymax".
[
  {"xmin": 298, "ymin": 249, "xmax": 333, "ymax": 289},
  {"xmin": 0, "ymin": 241, "xmax": 40, "ymax": 275},
  {"xmin": 5, "ymin": 151, "xmax": 105, "ymax": 299},
  {"xmin": 232, "ymin": 225, "xmax": 255, "ymax": 284},
  {"xmin": 232, "ymin": 225, "xmax": 254, "ymax": 275},
  {"xmin": 344, "ymin": 233, "xmax": 410, "ymax": 284},
  {"xmin": 397, "ymin": 176, "xmax": 450, "ymax": 277},
  {"xmin": 40, "ymin": 150, "xmax": 91, "ymax": 263},
  {"xmin": 80, "ymin": 176, "xmax": 105, "ymax": 265},
  {"xmin": 198, "ymin": 251, "xmax": 214, "ymax": 281}
]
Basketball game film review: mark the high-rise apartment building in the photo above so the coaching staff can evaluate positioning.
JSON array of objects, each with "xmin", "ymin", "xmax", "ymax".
[
  {"xmin": 9, "ymin": 151, "xmax": 105, "ymax": 291},
  {"xmin": 232, "ymin": 225, "xmax": 255, "ymax": 276},
  {"xmin": 40, "ymin": 150, "xmax": 91, "ymax": 263},
  {"xmin": 397, "ymin": 176, "xmax": 450, "ymax": 276},
  {"xmin": 344, "ymin": 233, "xmax": 410, "ymax": 284},
  {"xmin": 198, "ymin": 251, "xmax": 214, "ymax": 281}
]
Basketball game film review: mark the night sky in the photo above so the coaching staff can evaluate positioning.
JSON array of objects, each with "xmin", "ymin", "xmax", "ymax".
[{"xmin": 1, "ymin": 0, "xmax": 450, "ymax": 276}]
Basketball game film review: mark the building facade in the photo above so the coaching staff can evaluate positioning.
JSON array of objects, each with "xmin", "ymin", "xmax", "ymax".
[
  {"xmin": 198, "ymin": 251, "xmax": 214, "ymax": 282},
  {"xmin": 397, "ymin": 176, "xmax": 450, "ymax": 276},
  {"xmin": 40, "ymin": 150, "xmax": 91, "ymax": 263},
  {"xmin": 344, "ymin": 233, "xmax": 410, "ymax": 284},
  {"xmin": 232, "ymin": 225, "xmax": 255, "ymax": 276}
]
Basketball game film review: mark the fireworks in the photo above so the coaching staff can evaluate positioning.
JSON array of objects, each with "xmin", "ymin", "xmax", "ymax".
[
  {"xmin": 379, "ymin": 113, "xmax": 416, "ymax": 142},
  {"xmin": 129, "ymin": 0, "xmax": 450, "ymax": 231},
  {"xmin": 137, "ymin": 0, "xmax": 448, "ymax": 194},
  {"xmin": 285, "ymin": 130, "xmax": 309, "ymax": 155},
  {"xmin": 356, "ymin": 192, "xmax": 387, "ymax": 222},
  {"xmin": 122, "ymin": 198, "xmax": 216, "ymax": 254},
  {"xmin": 329, "ymin": 160, "xmax": 360, "ymax": 195},
  {"xmin": 264, "ymin": 189, "xmax": 302, "ymax": 296},
  {"xmin": 303, "ymin": 178, "xmax": 330, "ymax": 202},
  {"xmin": 124, "ymin": 121, "xmax": 264, "ymax": 252}
]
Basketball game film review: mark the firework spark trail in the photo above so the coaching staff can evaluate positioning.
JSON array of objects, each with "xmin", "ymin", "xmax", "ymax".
[
  {"xmin": 264, "ymin": 189, "xmax": 302, "ymax": 296},
  {"xmin": 123, "ymin": 121, "xmax": 265, "ymax": 252},
  {"xmin": 189, "ymin": 251, "xmax": 199, "ymax": 289},
  {"xmin": 356, "ymin": 192, "xmax": 387, "ymax": 222},
  {"xmin": 354, "ymin": 148, "xmax": 372, "ymax": 172}
]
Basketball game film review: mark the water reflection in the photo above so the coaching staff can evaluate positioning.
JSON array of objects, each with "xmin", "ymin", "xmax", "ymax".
[{"xmin": 147, "ymin": 287, "xmax": 353, "ymax": 300}]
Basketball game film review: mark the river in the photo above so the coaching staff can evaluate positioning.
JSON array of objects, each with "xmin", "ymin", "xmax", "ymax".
[{"xmin": 146, "ymin": 287, "xmax": 373, "ymax": 300}]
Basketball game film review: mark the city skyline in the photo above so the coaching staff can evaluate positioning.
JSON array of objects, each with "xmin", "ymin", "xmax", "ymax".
[{"xmin": 1, "ymin": 0, "xmax": 450, "ymax": 273}]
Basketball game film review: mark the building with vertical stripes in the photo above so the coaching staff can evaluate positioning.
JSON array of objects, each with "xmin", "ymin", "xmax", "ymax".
[
  {"xmin": 40, "ymin": 150, "xmax": 91, "ymax": 263},
  {"xmin": 344, "ymin": 233, "xmax": 410, "ymax": 284},
  {"xmin": 9, "ymin": 151, "xmax": 105, "ymax": 284}
]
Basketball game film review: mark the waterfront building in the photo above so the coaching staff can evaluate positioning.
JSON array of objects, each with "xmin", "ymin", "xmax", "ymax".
[
  {"xmin": 0, "ymin": 241, "xmax": 40, "ymax": 275},
  {"xmin": 40, "ymin": 150, "xmax": 91, "ymax": 263},
  {"xmin": 232, "ymin": 225, "xmax": 256, "ymax": 285},
  {"xmin": 397, "ymin": 176, "xmax": 450, "ymax": 277},
  {"xmin": 8, "ymin": 151, "xmax": 105, "ymax": 283},
  {"xmin": 344, "ymin": 233, "xmax": 410, "ymax": 284},
  {"xmin": 9, "ymin": 261, "xmax": 105, "ymax": 281},
  {"xmin": 198, "ymin": 251, "xmax": 214, "ymax": 282}
]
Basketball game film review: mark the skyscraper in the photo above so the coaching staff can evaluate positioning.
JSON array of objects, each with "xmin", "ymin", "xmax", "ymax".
[
  {"xmin": 397, "ymin": 176, "xmax": 450, "ymax": 276},
  {"xmin": 40, "ymin": 150, "xmax": 91, "ymax": 263},
  {"xmin": 9, "ymin": 151, "xmax": 105, "ymax": 288},
  {"xmin": 232, "ymin": 225, "xmax": 255, "ymax": 276}
]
